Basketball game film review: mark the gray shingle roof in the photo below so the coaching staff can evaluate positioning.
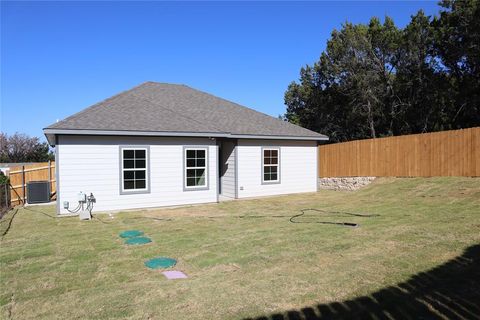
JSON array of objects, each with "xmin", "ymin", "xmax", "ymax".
[{"xmin": 44, "ymin": 82, "xmax": 327, "ymax": 140}]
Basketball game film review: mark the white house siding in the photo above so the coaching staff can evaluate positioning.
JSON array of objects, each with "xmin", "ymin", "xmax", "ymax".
[
  {"xmin": 220, "ymin": 140, "xmax": 236, "ymax": 198},
  {"xmin": 236, "ymin": 139, "xmax": 317, "ymax": 198},
  {"xmin": 56, "ymin": 135, "xmax": 218, "ymax": 214}
]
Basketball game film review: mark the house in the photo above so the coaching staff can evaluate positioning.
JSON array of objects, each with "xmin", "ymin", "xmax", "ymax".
[{"xmin": 44, "ymin": 82, "xmax": 328, "ymax": 214}]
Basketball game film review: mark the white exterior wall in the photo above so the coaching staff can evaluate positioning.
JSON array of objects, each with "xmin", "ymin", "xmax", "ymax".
[
  {"xmin": 220, "ymin": 140, "xmax": 236, "ymax": 198},
  {"xmin": 56, "ymin": 135, "xmax": 218, "ymax": 214},
  {"xmin": 236, "ymin": 139, "xmax": 317, "ymax": 198}
]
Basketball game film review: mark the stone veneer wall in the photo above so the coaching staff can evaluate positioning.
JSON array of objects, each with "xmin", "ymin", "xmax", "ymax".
[{"xmin": 318, "ymin": 177, "xmax": 376, "ymax": 191}]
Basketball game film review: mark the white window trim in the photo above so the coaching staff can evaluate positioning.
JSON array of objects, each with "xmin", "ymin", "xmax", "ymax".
[
  {"xmin": 262, "ymin": 147, "xmax": 281, "ymax": 184},
  {"xmin": 183, "ymin": 146, "xmax": 209, "ymax": 191},
  {"xmin": 120, "ymin": 146, "xmax": 150, "ymax": 194}
]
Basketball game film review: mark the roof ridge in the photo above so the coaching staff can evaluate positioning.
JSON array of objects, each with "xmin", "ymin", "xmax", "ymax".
[
  {"xmin": 128, "ymin": 91, "xmax": 227, "ymax": 134},
  {"xmin": 44, "ymin": 82, "xmax": 149, "ymax": 129},
  {"xmin": 144, "ymin": 81, "xmax": 190, "ymax": 88},
  {"xmin": 180, "ymin": 84, "xmax": 320, "ymax": 135}
]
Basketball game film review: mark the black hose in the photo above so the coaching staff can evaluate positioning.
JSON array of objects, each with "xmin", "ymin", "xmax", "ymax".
[
  {"xmin": 92, "ymin": 214, "xmax": 112, "ymax": 224},
  {"xmin": 98, "ymin": 208, "xmax": 380, "ymax": 227},
  {"xmin": 21, "ymin": 204, "xmax": 379, "ymax": 228},
  {"xmin": 23, "ymin": 206, "xmax": 58, "ymax": 219},
  {"xmin": 302, "ymin": 208, "xmax": 380, "ymax": 218},
  {"xmin": 1, "ymin": 208, "xmax": 19, "ymax": 238},
  {"xmin": 289, "ymin": 208, "xmax": 379, "ymax": 227},
  {"xmin": 124, "ymin": 217, "xmax": 173, "ymax": 222},
  {"xmin": 24, "ymin": 203, "xmax": 112, "ymax": 225},
  {"xmin": 192, "ymin": 208, "xmax": 378, "ymax": 227},
  {"xmin": 66, "ymin": 203, "xmax": 82, "ymax": 214}
]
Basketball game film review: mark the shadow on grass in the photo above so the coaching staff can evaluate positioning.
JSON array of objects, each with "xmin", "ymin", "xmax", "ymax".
[{"xmin": 245, "ymin": 244, "xmax": 480, "ymax": 320}]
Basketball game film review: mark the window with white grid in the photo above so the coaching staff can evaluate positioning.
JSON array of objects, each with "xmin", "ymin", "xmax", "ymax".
[
  {"xmin": 121, "ymin": 148, "xmax": 148, "ymax": 192},
  {"xmin": 262, "ymin": 148, "xmax": 280, "ymax": 183},
  {"xmin": 184, "ymin": 148, "xmax": 208, "ymax": 189}
]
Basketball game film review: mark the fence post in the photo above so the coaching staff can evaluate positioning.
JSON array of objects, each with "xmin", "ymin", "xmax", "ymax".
[
  {"xmin": 48, "ymin": 160, "xmax": 51, "ymax": 197},
  {"xmin": 5, "ymin": 170, "xmax": 9, "ymax": 208},
  {"xmin": 4, "ymin": 184, "xmax": 7, "ymax": 208},
  {"xmin": 22, "ymin": 165, "xmax": 25, "ymax": 205}
]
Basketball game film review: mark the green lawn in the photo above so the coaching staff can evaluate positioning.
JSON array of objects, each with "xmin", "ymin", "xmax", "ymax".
[{"xmin": 1, "ymin": 177, "xmax": 479, "ymax": 319}]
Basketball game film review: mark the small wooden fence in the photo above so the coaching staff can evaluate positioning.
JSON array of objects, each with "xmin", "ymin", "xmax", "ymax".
[
  {"xmin": 7, "ymin": 161, "xmax": 56, "ymax": 206},
  {"xmin": 319, "ymin": 127, "xmax": 479, "ymax": 177}
]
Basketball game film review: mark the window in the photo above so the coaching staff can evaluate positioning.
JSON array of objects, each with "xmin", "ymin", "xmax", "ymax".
[
  {"xmin": 184, "ymin": 147, "xmax": 208, "ymax": 189},
  {"xmin": 262, "ymin": 148, "xmax": 280, "ymax": 183},
  {"xmin": 120, "ymin": 147, "xmax": 149, "ymax": 193}
]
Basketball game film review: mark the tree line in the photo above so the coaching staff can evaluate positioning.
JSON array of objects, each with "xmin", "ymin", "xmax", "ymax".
[
  {"xmin": 284, "ymin": 0, "xmax": 479, "ymax": 143},
  {"xmin": 0, "ymin": 133, "xmax": 53, "ymax": 163}
]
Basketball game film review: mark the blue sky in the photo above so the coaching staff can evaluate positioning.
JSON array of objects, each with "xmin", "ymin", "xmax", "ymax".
[{"xmin": 1, "ymin": 1, "xmax": 440, "ymax": 140}]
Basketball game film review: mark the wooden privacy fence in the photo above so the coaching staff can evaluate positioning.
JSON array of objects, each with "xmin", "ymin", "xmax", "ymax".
[
  {"xmin": 319, "ymin": 127, "xmax": 479, "ymax": 177},
  {"xmin": 7, "ymin": 161, "xmax": 56, "ymax": 206}
]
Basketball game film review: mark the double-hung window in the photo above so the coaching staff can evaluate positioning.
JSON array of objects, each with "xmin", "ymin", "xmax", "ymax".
[
  {"xmin": 120, "ymin": 147, "xmax": 149, "ymax": 193},
  {"xmin": 184, "ymin": 147, "xmax": 208, "ymax": 190},
  {"xmin": 262, "ymin": 148, "xmax": 280, "ymax": 184}
]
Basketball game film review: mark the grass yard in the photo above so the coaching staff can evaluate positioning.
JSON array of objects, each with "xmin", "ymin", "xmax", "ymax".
[{"xmin": 1, "ymin": 177, "xmax": 479, "ymax": 319}]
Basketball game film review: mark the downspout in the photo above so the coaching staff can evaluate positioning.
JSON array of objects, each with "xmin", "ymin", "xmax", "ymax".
[{"xmin": 55, "ymin": 135, "xmax": 60, "ymax": 215}]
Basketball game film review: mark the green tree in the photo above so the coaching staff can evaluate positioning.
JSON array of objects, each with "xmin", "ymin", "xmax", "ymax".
[
  {"xmin": 432, "ymin": 0, "xmax": 480, "ymax": 128},
  {"xmin": 0, "ymin": 132, "xmax": 53, "ymax": 163},
  {"xmin": 285, "ymin": 17, "xmax": 402, "ymax": 141},
  {"xmin": 285, "ymin": 0, "xmax": 480, "ymax": 143},
  {"xmin": 395, "ymin": 10, "xmax": 451, "ymax": 133}
]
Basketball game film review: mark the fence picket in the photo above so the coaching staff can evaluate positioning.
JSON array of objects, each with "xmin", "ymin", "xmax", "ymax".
[
  {"xmin": 319, "ymin": 127, "xmax": 479, "ymax": 177},
  {"xmin": 7, "ymin": 161, "xmax": 56, "ymax": 206}
]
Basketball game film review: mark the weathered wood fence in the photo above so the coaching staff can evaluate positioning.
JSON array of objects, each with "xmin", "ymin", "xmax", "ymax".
[
  {"xmin": 319, "ymin": 127, "xmax": 479, "ymax": 177},
  {"xmin": 7, "ymin": 161, "xmax": 56, "ymax": 206}
]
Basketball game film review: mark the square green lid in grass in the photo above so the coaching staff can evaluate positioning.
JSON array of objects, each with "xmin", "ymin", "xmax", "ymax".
[{"xmin": 145, "ymin": 257, "xmax": 177, "ymax": 269}]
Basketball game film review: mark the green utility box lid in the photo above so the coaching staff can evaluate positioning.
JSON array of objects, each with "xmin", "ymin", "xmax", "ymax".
[
  {"xmin": 125, "ymin": 237, "xmax": 152, "ymax": 245},
  {"xmin": 119, "ymin": 230, "xmax": 144, "ymax": 238},
  {"xmin": 145, "ymin": 257, "xmax": 177, "ymax": 269}
]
